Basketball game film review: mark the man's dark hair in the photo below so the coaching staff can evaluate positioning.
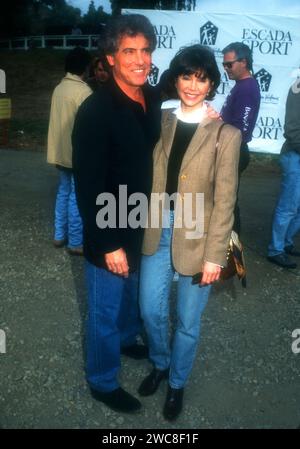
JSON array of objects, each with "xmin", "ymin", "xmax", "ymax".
[
  {"xmin": 222, "ymin": 42, "xmax": 253, "ymax": 72},
  {"xmin": 168, "ymin": 44, "xmax": 220, "ymax": 101},
  {"xmin": 103, "ymin": 14, "xmax": 156, "ymax": 54},
  {"xmin": 65, "ymin": 47, "xmax": 91, "ymax": 76}
]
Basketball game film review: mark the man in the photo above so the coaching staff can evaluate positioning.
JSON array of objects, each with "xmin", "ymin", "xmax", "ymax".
[
  {"xmin": 72, "ymin": 14, "xmax": 161, "ymax": 413},
  {"xmin": 267, "ymin": 77, "xmax": 300, "ymax": 269},
  {"xmin": 221, "ymin": 42, "xmax": 261, "ymax": 233},
  {"xmin": 47, "ymin": 47, "xmax": 92, "ymax": 255}
]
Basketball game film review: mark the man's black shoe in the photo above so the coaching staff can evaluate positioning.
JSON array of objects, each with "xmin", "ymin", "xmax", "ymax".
[
  {"xmin": 121, "ymin": 343, "xmax": 149, "ymax": 360},
  {"xmin": 138, "ymin": 368, "xmax": 169, "ymax": 396},
  {"xmin": 90, "ymin": 387, "xmax": 141, "ymax": 413},
  {"xmin": 285, "ymin": 245, "xmax": 300, "ymax": 257},
  {"xmin": 163, "ymin": 386, "xmax": 184, "ymax": 421},
  {"xmin": 267, "ymin": 253, "xmax": 297, "ymax": 269}
]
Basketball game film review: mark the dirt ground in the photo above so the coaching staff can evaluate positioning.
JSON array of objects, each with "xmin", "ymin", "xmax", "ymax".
[{"xmin": 0, "ymin": 148, "xmax": 300, "ymax": 429}]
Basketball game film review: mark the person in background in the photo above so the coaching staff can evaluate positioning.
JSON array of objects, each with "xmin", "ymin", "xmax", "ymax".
[
  {"xmin": 221, "ymin": 42, "xmax": 260, "ymax": 234},
  {"xmin": 72, "ymin": 14, "xmax": 161, "ymax": 413},
  {"xmin": 87, "ymin": 54, "xmax": 110, "ymax": 91},
  {"xmin": 267, "ymin": 77, "xmax": 300, "ymax": 268},
  {"xmin": 138, "ymin": 45, "xmax": 241, "ymax": 421},
  {"xmin": 47, "ymin": 47, "xmax": 92, "ymax": 255}
]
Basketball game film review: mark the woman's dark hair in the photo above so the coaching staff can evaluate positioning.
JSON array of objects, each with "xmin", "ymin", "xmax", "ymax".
[
  {"xmin": 65, "ymin": 47, "xmax": 91, "ymax": 76},
  {"xmin": 169, "ymin": 44, "xmax": 220, "ymax": 100},
  {"xmin": 154, "ymin": 69, "xmax": 179, "ymax": 101},
  {"xmin": 89, "ymin": 52, "xmax": 110, "ymax": 78},
  {"xmin": 103, "ymin": 14, "xmax": 156, "ymax": 54}
]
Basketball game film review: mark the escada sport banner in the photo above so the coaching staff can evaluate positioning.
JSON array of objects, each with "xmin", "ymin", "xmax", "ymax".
[{"xmin": 124, "ymin": 9, "xmax": 300, "ymax": 154}]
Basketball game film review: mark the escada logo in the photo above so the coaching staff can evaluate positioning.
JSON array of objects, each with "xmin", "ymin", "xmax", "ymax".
[
  {"xmin": 148, "ymin": 64, "xmax": 159, "ymax": 86},
  {"xmin": 153, "ymin": 25, "xmax": 176, "ymax": 49},
  {"xmin": 254, "ymin": 68, "xmax": 272, "ymax": 92},
  {"xmin": 242, "ymin": 28, "xmax": 292, "ymax": 55},
  {"xmin": 253, "ymin": 116, "xmax": 283, "ymax": 140},
  {"xmin": 200, "ymin": 21, "xmax": 218, "ymax": 46}
]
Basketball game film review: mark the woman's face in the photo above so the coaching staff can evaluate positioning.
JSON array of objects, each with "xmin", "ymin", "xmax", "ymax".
[
  {"xmin": 175, "ymin": 72, "xmax": 212, "ymax": 112},
  {"xmin": 95, "ymin": 61, "xmax": 109, "ymax": 83}
]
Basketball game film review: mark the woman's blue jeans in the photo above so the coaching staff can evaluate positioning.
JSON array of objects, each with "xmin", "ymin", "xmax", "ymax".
[
  {"xmin": 54, "ymin": 168, "xmax": 82, "ymax": 249},
  {"xmin": 268, "ymin": 151, "xmax": 300, "ymax": 256},
  {"xmin": 85, "ymin": 262, "xmax": 142, "ymax": 392},
  {"xmin": 139, "ymin": 211, "xmax": 211, "ymax": 389}
]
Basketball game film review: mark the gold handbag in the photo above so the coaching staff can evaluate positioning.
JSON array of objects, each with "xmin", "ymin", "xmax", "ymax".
[{"xmin": 221, "ymin": 230, "xmax": 247, "ymax": 287}]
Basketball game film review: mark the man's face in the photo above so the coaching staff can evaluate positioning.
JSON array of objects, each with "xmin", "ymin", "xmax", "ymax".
[
  {"xmin": 106, "ymin": 33, "xmax": 152, "ymax": 90},
  {"xmin": 222, "ymin": 51, "xmax": 247, "ymax": 81}
]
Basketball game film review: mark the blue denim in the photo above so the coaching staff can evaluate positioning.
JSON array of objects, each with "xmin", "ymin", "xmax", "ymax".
[
  {"xmin": 139, "ymin": 210, "xmax": 211, "ymax": 389},
  {"xmin": 268, "ymin": 151, "xmax": 300, "ymax": 256},
  {"xmin": 85, "ymin": 261, "xmax": 142, "ymax": 392},
  {"xmin": 54, "ymin": 168, "xmax": 82, "ymax": 249}
]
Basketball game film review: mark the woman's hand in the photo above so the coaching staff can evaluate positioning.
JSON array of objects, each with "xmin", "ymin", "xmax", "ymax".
[
  {"xmin": 200, "ymin": 261, "xmax": 221, "ymax": 285},
  {"xmin": 104, "ymin": 248, "xmax": 129, "ymax": 277}
]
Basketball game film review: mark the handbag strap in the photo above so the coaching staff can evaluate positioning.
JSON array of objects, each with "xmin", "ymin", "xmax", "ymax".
[
  {"xmin": 215, "ymin": 122, "xmax": 226, "ymax": 152},
  {"xmin": 214, "ymin": 122, "xmax": 226, "ymax": 176}
]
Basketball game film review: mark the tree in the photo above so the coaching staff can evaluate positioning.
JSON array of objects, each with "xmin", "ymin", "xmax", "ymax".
[
  {"xmin": 110, "ymin": 0, "xmax": 196, "ymax": 15},
  {"xmin": 81, "ymin": 1, "xmax": 110, "ymax": 34},
  {"xmin": 0, "ymin": 0, "xmax": 83, "ymax": 37}
]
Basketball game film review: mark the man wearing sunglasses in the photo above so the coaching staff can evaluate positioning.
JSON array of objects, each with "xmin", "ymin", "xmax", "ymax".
[{"xmin": 221, "ymin": 42, "xmax": 261, "ymax": 234}]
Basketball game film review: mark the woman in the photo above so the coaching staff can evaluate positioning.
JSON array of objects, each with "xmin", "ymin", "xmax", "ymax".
[
  {"xmin": 138, "ymin": 45, "xmax": 241, "ymax": 420},
  {"xmin": 87, "ymin": 55, "xmax": 110, "ymax": 91}
]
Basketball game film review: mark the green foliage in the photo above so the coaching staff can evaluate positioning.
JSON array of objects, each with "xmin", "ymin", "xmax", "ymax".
[
  {"xmin": 0, "ymin": 0, "xmax": 198, "ymax": 38},
  {"xmin": 109, "ymin": 0, "xmax": 196, "ymax": 15},
  {"xmin": 0, "ymin": 0, "xmax": 84, "ymax": 37},
  {"xmin": 81, "ymin": 1, "xmax": 110, "ymax": 33}
]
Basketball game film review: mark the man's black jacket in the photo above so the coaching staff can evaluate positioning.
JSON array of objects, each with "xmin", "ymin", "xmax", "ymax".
[{"xmin": 72, "ymin": 78, "xmax": 161, "ymax": 270}]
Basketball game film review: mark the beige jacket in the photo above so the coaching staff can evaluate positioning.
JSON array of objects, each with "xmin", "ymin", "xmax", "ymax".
[
  {"xmin": 142, "ymin": 110, "xmax": 242, "ymax": 275},
  {"xmin": 47, "ymin": 73, "xmax": 92, "ymax": 168}
]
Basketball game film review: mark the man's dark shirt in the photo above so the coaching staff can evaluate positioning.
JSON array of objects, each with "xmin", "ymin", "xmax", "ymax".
[{"xmin": 72, "ymin": 78, "xmax": 161, "ymax": 270}]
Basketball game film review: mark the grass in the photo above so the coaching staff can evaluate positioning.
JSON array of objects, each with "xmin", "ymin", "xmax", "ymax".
[{"xmin": 1, "ymin": 49, "xmax": 67, "ymax": 151}]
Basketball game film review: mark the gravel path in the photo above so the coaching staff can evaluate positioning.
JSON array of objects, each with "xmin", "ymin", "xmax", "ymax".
[{"xmin": 0, "ymin": 149, "xmax": 300, "ymax": 429}]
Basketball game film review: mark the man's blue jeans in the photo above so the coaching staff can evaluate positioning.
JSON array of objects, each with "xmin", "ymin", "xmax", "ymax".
[
  {"xmin": 139, "ymin": 211, "xmax": 211, "ymax": 389},
  {"xmin": 54, "ymin": 168, "xmax": 82, "ymax": 249},
  {"xmin": 268, "ymin": 151, "xmax": 300, "ymax": 256},
  {"xmin": 85, "ymin": 261, "xmax": 142, "ymax": 392}
]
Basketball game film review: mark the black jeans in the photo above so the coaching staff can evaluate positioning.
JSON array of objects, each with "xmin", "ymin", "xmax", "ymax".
[{"xmin": 233, "ymin": 142, "xmax": 250, "ymax": 234}]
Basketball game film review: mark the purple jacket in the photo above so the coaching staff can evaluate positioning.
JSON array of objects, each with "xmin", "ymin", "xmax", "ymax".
[{"xmin": 221, "ymin": 77, "xmax": 261, "ymax": 143}]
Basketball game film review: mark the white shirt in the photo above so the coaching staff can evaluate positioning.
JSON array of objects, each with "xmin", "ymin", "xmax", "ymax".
[{"xmin": 172, "ymin": 102, "xmax": 208, "ymax": 124}]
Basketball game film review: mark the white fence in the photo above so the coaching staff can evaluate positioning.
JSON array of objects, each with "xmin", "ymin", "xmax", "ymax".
[{"xmin": 0, "ymin": 35, "xmax": 100, "ymax": 51}]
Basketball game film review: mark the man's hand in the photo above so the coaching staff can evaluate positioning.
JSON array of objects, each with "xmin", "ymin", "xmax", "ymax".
[
  {"xmin": 200, "ymin": 261, "xmax": 221, "ymax": 286},
  {"xmin": 205, "ymin": 102, "xmax": 221, "ymax": 119},
  {"xmin": 104, "ymin": 248, "xmax": 129, "ymax": 277}
]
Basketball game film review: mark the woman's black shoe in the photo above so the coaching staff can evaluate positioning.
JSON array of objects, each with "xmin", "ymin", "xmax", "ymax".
[
  {"xmin": 163, "ymin": 386, "xmax": 184, "ymax": 421},
  {"xmin": 138, "ymin": 368, "xmax": 169, "ymax": 396},
  {"xmin": 90, "ymin": 387, "xmax": 141, "ymax": 413}
]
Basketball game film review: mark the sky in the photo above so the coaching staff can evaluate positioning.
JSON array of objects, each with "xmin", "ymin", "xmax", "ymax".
[{"xmin": 67, "ymin": 0, "xmax": 112, "ymax": 15}]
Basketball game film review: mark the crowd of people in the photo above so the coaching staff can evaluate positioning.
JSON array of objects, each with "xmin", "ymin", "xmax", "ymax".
[{"xmin": 46, "ymin": 13, "xmax": 300, "ymax": 420}]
